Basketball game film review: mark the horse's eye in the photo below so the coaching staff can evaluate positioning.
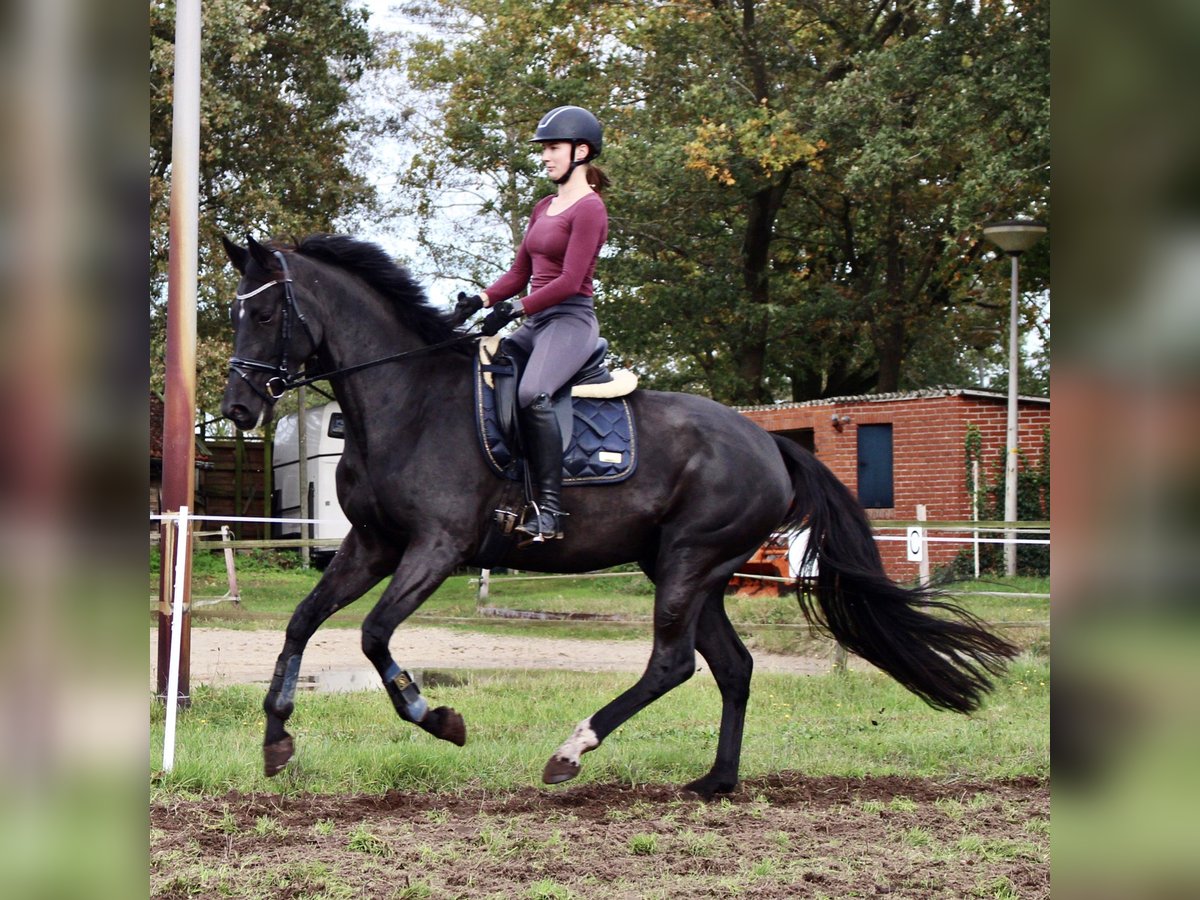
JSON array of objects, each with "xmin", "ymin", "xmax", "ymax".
[{"xmin": 256, "ymin": 311, "xmax": 274, "ymax": 325}]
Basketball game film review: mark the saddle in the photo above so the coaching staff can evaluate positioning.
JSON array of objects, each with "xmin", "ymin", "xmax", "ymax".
[{"xmin": 474, "ymin": 335, "xmax": 639, "ymax": 487}]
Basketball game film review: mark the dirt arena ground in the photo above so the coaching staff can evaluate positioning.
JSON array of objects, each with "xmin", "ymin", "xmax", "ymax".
[{"xmin": 151, "ymin": 628, "xmax": 1048, "ymax": 898}]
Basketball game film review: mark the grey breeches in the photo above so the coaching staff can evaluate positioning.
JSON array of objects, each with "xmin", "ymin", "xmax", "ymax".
[{"xmin": 504, "ymin": 300, "xmax": 599, "ymax": 408}]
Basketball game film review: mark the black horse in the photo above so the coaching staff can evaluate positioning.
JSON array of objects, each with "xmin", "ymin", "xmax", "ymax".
[{"xmin": 220, "ymin": 233, "xmax": 1017, "ymax": 797}]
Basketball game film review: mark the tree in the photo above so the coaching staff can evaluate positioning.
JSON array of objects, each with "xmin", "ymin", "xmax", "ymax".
[
  {"xmin": 386, "ymin": 0, "xmax": 1049, "ymax": 405},
  {"xmin": 150, "ymin": 0, "xmax": 378, "ymax": 430}
]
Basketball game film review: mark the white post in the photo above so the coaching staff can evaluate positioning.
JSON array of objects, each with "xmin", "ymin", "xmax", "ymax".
[
  {"xmin": 1003, "ymin": 254, "xmax": 1021, "ymax": 577},
  {"xmin": 221, "ymin": 524, "xmax": 239, "ymax": 604},
  {"xmin": 298, "ymin": 385, "xmax": 309, "ymax": 568},
  {"xmin": 916, "ymin": 504, "xmax": 930, "ymax": 586},
  {"xmin": 972, "ymin": 461, "xmax": 981, "ymax": 579},
  {"xmin": 163, "ymin": 506, "xmax": 190, "ymax": 771},
  {"xmin": 478, "ymin": 568, "xmax": 490, "ymax": 604}
]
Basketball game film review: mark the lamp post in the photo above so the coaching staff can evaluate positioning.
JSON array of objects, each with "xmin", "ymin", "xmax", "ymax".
[{"xmin": 982, "ymin": 219, "xmax": 1046, "ymax": 577}]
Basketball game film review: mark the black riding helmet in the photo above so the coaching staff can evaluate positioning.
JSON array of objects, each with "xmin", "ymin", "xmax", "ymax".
[{"xmin": 529, "ymin": 106, "xmax": 602, "ymax": 184}]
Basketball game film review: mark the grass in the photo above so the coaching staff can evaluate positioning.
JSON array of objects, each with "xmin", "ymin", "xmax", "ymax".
[
  {"xmin": 154, "ymin": 549, "xmax": 1048, "ymax": 654},
  {"xmin": 150, "ymin": 655, "xmax": 1048, "ymax": 796}
]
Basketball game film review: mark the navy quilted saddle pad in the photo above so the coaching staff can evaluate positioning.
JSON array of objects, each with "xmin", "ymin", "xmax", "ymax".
[{"xmin": 474, "ymin": 356, "xmax": 637, "ymax": 485}]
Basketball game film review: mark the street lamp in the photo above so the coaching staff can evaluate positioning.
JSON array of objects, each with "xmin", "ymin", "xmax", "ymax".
[{"xmin": 983, "ymin": 218, "xmax": 1046, "ymax": 577}]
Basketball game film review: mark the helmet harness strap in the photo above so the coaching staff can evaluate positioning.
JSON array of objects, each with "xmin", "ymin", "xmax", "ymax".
[{"xmin": 551, "ymin": 140, "xmax": 589, "ymax": 185}]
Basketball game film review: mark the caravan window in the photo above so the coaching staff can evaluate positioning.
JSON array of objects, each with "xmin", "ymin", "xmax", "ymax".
[{"xmin": 328, "ymin": 413, "xmax": 345, "ymax": 439}]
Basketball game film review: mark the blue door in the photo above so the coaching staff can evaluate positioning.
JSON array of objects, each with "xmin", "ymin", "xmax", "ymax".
[{"xmin": 857, "ymin": 424, "xmax": 894, "ymax": 508}]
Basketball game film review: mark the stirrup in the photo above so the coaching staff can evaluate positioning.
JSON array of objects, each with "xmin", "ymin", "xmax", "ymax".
[{"xmin": 515, "ymin": 502, "xmax": 567, "ymax": 542}]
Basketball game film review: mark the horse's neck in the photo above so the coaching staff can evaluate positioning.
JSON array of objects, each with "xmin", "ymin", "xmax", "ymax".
[{"xmin": 317, "ymin": 311, "xmax": 470, "ymax": 446}]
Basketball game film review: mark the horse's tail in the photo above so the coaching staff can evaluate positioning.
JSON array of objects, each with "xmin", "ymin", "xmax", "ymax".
[{"xmin": 772, "ymin": 435, "xmax": 1018, "ymax": 713}]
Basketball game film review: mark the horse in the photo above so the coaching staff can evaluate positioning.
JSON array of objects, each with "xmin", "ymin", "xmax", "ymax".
[{"xmin": 220, "ymin": 233, "xmax": 1018, "ymax": 797}]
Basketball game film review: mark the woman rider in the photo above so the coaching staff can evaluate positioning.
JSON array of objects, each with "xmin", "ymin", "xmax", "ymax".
[{"xmin": 460, "ymin": 106, "xmax": 610, "ymax": 542}]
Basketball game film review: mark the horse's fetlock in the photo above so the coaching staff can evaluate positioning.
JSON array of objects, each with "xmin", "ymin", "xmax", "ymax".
[
  {"xmin": 383, "ymin": 661, "xmax": 428, "ymax": 722},
  {"xmin": 265, "ymin": 654, "xmax": 302, "ymax": 718}
]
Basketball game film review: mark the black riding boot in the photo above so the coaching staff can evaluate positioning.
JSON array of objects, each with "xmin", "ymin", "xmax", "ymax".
[{"xmin": 516, "ymin": 393, "xmax": 566, "ymax": 541}]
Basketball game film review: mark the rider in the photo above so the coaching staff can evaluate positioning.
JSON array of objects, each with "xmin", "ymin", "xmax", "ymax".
[{"xmin": 460, "ymin": 106, "xmax": 610, "ymax": 542}]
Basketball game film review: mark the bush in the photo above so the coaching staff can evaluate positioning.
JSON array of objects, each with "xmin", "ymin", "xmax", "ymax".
[{"xmin": 964, "ymin": 425, "xmax": 1049, "ymax": 577}]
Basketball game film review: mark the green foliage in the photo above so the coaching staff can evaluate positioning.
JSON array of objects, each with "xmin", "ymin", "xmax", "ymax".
[
  {"xmin": 150, "ymin": 0, "xmax": 379, "ymax": 429},
  {"xmin": 963, "ymin": 425, "xmax": 1050, "ymax": 576},
  {"xmin": 628, "ymin": 833, "xmax": 658, "ymax": 856},
  {"xmin": 387, "ymin": 0, "xmax": 1049, "ymax": 403}
]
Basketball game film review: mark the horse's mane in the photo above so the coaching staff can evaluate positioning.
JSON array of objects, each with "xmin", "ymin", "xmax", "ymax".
[{"xmin": 285, "ymin": 234, "xmax": 472, "ymax": 353}]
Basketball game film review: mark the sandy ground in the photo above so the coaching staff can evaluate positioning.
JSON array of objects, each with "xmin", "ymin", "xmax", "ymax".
[{"xmin": 150, "ymin": 625, "xmax": 844, "ymax": 691}]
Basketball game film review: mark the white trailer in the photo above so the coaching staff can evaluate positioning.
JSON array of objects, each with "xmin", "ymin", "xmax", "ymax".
[{"xmin": 272, "ymin": 401, "xmax": 350, "ymax": 566}]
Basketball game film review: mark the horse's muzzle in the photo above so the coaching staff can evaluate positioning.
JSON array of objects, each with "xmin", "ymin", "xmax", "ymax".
[{"xmin": 222, "ymin": 400, "xmax": 263, "ymax": 432}]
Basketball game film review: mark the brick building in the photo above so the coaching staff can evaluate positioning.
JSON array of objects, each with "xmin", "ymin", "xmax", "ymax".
[{"xmin": 737, "ymin": 388, "xmax": 1050, "ymax": 582}]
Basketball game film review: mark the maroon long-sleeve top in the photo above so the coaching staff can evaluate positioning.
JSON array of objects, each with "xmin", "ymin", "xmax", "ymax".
[{"xmin": 484, "ymin": 192, "xmax": 608, "ymax": 315}]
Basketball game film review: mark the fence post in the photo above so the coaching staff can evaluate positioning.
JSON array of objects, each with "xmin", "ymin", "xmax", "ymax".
[
  {"xmin": 221, "ymin": 524, "xmax": 240, "ymax": 604},
  {"xmin": 917, "ymin": 504, "xmax": 930, "ymax": 585},
  {"xmin": 831, "ymin": 642, "xmax": 848, "ymax": 673},
  {"xmin": 478, "ymin": 568, "xmax": 490, "ymax": 605},
  {"xmin": 163, "ymin": 506, "xmax": 190, "ymax": 771},
  {"xmin": 972, "ymin": 461, "xmax": 981, "ymax": 579}
]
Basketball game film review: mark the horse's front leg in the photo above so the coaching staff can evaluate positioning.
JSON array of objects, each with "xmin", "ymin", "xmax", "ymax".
[
  {"xmin": 263, "ymin": 530, "xmax": 400, "ymax": 776},
  {"xmin": 360, "ymin": 537, "xmax": 467, "ymax": 747}
]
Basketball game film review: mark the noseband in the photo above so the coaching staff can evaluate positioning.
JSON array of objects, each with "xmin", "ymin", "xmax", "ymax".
[{"xmin": 228, "ymin": 250, "xmax": 318, "ymax": 402}]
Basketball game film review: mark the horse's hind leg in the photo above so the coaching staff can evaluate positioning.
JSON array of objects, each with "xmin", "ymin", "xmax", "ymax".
[
  {"xmin": 686, "ymin": 591, "xmax": 754, "ymax": 798},
  {"xmin": 263, "ymin": 531, "xmax": 399, "ymax": 776},
  {"xmin": 542, "ymin": 548, "xmax": 735, "ymax": 786}
]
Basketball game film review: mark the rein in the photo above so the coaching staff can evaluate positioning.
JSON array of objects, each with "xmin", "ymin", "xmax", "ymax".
[{"xmin": 228, "ymin": 250, "xmax": 479, "ymax": 402}]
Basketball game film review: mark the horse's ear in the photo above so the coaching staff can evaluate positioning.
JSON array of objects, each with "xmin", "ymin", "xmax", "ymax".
[
  {"xmin": 247, "ymin": 235, "xmax": 276, "ymax": 271},
  {"xmin": 222, "ymin": 235, "xmax": 249, "ymax": 274}
]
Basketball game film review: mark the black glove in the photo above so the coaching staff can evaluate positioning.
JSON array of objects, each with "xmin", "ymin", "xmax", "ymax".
[
  {"xmin": 455, "ymin": 292, "xmax": 483, "ymax": 317},
  {"xmin": 481, "ymin": 300, "xmax": 520, "ymax": 336},
  {"xmin": 448, "ymin": 291, "xmax": 484, "ymax": 327}
]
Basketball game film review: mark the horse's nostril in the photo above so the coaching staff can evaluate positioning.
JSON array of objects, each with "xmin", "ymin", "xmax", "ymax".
[{"xmin": 224, "ymin": 404, "xmax": 255, "ymax": 429}]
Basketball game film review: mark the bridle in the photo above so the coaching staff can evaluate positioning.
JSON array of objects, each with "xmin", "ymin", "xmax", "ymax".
[
  {"xmin": 228, "ymin": 249, "xmax": 479, "ymax": 402},
  {"xmin": 228, "ymin": 250, "xmax": 319, "ymax": 402}
]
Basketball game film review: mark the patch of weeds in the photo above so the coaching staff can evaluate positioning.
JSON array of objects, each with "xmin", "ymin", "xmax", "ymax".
[
  {"xmin": 934, "ymin": 797, "xmax": 964, "ymax": 820},
  {"xmin": 771, "ymin": 830, "xmax": 791, "ymax": 852},
  {"xmin": 677, "ymin": 828, "xmax": 720, "ymax": 858},
  {"xmin": 956, "ymin": 835, "xmax": 1040, "ymax": 862},
  {"xmin": 966, "ymin": 792, "xmax": 995, "ymax": 811},
  {"xmin": 888, "ymin": 796, "xmax": 917, "ymax": 813},
  {"xmin": 212, "ymin": 806, "xmax": 238, "ymax": 835},
  {"xmin": 858, "ymin": 799, "xmax": 885, "ymax": 814},
  {"xmin": 747, "ymin": 856, "xmax": 779, "ymax": 878},
  {"xmin": 424, "ymin": 807, "xmax": 450, "ymax": 824},
  {"xmin": 628, "ymin": 833, "xmax": 658, "ymax": 856},
  {"xmin": 525, "ymin": 879, "xmax": 573, "ymax": 900},
  {"xmin": 1025, "ymin": 816, "xmax": 1050, "ymax": 836},
  {"xmin": 253, "ymin": 814, "xmax": 287, "ymax": 837},
  {"xmin": 974, "ymin": 875, "xmax": 1020, "ymax": 899},
  {"xmin": 478, "ymin": 822, "xmax": 515, "ymax": 856},
  {"xmin": 313, "ymin": 818, "xmax": 335, "ymax": 836},
  {"xmin": 158, "ymin": 874, "xmax": 198, "ymax": 896},
  {"xmin": 348, "ymin": 822, "xmax": 393, "ymax": 857},
  {"xmin": 392, "ymin": 880, "xmax": 434, "ymax": 899},
  {"xmin": 902, "ymin": 826, "xmax": 934, "ymax": 848},
  {"xmin": 747, "ymin": 793, "xmax": 771, "ymax": 819},
  {"xmin": 418, "ymin": 842, "xmax": 462, "ymax": 865}
]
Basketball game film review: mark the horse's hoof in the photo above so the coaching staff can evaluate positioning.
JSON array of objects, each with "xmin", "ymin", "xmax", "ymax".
[
  {"xmin": 684, "ymin": 773, "xmax": 738, "ymax": 799},
  {"xmin": 542, "ymin": 755, "xmax": 581, "ymax": 785},
  {"xmin": 430, "ymin": 707, "xmax": 467, "ymax": 746},
  {"xmin": 263, "ymin": 736, "xmax": 294, "ymax": 777}
]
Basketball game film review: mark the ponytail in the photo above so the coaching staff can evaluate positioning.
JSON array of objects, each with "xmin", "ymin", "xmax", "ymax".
[{"xmin": 586, "ymin": 164, "xmax": 611, "ymax": 194}]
